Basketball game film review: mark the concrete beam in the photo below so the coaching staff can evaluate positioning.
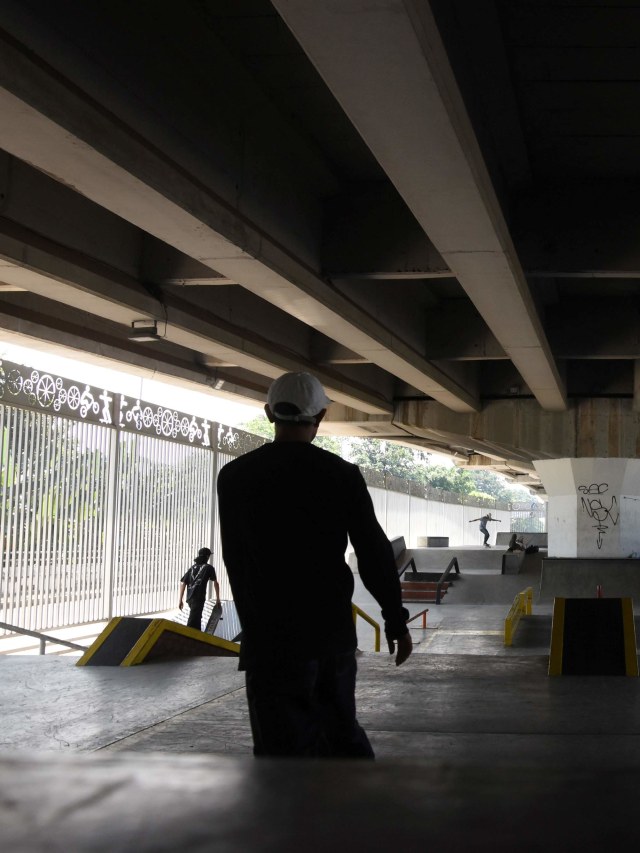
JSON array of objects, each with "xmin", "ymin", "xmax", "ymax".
[
  {"xmin": 424, "ymin": 296, "xmax": 640, "ymax": 362},
  {"xmin": 273, "ymin": 0, "xmax": 567, "ymax": 411},
  {"xmin": 0, "ymin": 217, "xmax": 392, "ymax": 414},
  {"xmin": 514, "ymin": 181, "xmax": 640, "ymax": 278},
  {"xmin": 395, "ymin": 397, "xmax": 640, "ymax": 465},
  {"xmin": 322, "ymin": 184, "xmax": 451, "ymax": 280},
  {"xmin": 310, "ymin": 336, "xmax": 369, "ymax": 366},
  {"xmin": 141, "ymin": 237, "xmax": 237, "ymax": 287},
  {"xmin": 544, "ymin": 297, "xmax": 640, "ymax": 359},
  {"xmin": 0, "ymin": 22, "xmax": 479, "ymax": 413},
  {"xmin": 323, "ymin": 179, "xmax": 640, "ymax": 281}
]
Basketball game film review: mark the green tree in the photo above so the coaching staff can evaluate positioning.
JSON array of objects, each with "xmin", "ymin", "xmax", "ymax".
[
  {"xmin": 240, "ymin": 415, "xmax": 274, "ymax": 440},
  {"xmin": 423, "ymin": 464, "xmax": 475, "ymax": 494},
  {"xmin": 240, "ymin": 415, "xmax": 345, "ymax": 455},
  {"xmin": 348, "ymin": 440, "xmax": 430, "ymax": 483},
  {"xmin": 465, "ymin": 469, "xmax": 539, "ymax": 504},
  {"xmin": 314, "ymin": 434, "xmax": 344, "ymax": 455}
]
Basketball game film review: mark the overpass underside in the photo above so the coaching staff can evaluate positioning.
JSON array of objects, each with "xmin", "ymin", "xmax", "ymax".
[
  {"xmin": 392, "ymin": 398, "xmax": 640, "ymax": 488},
  {"xmin": 0, "ymin": 1, "xmax": 638, "ymax": 491}
]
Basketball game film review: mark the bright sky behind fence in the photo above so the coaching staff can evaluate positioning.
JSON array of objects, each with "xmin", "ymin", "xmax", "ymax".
[{"xmin": 0, "ymin": 338, "xmax": 261, "ymax": 427}]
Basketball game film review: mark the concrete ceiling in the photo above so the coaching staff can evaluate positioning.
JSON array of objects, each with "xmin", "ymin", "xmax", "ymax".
[{"xmin": 0, "ymin": 0, "xmax": 638, "ymax": 489}]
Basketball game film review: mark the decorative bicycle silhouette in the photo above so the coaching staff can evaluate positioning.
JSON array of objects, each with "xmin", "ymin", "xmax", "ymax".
[
  {"xmin": 35, "ymin": 374, "xmax": 59, "ymax": 408},
  {"xmin": 218, "ymin": 425, "xmax": 239, "ymax": 450},
  {"xmin": 0, "ymin": 360, "xmax": 210, "ymax": 446},
  {"xmin": 66, "ymin": 386, "xmax": 81, "ymax": 410},
  {"xmin": 6, "ymin": 369, "xmax": 24, "ymax": 396},
  {"xmin": 160, "ymin": 408, "xmax": 175, "ymax": 436},
  {"xmin": 79, "ymin": 386, "xmax": 100, "ymax": 418}
]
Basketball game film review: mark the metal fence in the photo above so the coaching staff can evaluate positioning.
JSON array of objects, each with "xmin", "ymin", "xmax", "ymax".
[
  {"xmin": 0, "ymin": 360, "xmax": 265, "ymax": 635},
  {"xmin": 0, "ymin": 358, "xmax": 546, "ymax": 637}
]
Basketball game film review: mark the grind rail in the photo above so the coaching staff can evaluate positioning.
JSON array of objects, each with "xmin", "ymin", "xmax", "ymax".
[{"xmin": 0, "ymin": 620, "xmax": 88, "ymax": 654}]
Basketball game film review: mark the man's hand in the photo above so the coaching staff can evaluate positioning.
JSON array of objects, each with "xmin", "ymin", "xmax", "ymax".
[
  {"xmin": 387, "ymin": 631, "xmax": 412, "ymax": 666},
  {"xmin": 178, "ymin": 601, "xmax": 184, "ymax": 610}
]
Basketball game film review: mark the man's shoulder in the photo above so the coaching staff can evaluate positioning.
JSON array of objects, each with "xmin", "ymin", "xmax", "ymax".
[
  {"xmin": 217, "ymin": 443, "xmax": 364, "ymax": 500},
  {"xmin": 218, "ymin": 444, "xmax": 270, "ymax": 476},
  {"xmin": 219, "ymin": 443, "xmax": 359, "ymax": 472},
  {"xmin": 327, "ymin": 450, "xmax": 366, "ymax": 482},
  {"xmin": 309, "ymin": 443, "xmax": 356, "ymax": 466},
  {"xmin": 290, "ymin": 444, "xmax": 363, "ymax": 480}
]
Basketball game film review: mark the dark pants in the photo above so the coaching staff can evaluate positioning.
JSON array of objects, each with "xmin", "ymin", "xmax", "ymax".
[
  {"xmin": 480, "ymin": 525, "xmax": 489, "ymax": 544},
  {"xmin": 245, "ymin": 652, "xmax": 374, "ymax": 759},
  {"xmin": 187, "ymin": 598, "xmax": 204, "ymax": 630}
]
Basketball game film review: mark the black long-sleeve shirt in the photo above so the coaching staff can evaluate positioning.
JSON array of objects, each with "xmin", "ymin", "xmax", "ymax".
[{"xmin": 216, "ymin": 441, "xmax": 407, "ymax": 668}]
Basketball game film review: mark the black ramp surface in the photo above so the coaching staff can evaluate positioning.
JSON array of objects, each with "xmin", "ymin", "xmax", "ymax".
[
  {"xmin": 562, "ymin": 599, "xmax": 626, "ymax": 675},
  {"xmin": 86, "ymin": 618, "xmax": 152, "ymax": 666}
]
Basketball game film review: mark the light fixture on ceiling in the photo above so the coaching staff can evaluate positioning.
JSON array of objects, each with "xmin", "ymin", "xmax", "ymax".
[
  {"xmin": 206, "ymin": 372, "xmax": 225, "ymax": 391},
  {"xmin": 129, "ymin": 319, "xmax": 161, "ymax": 342}
]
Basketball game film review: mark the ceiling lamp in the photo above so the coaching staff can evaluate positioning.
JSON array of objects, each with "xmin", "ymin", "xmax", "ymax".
[{"xmin": 129, "ymin": 319, "xmax": 161, "ymax": 342}]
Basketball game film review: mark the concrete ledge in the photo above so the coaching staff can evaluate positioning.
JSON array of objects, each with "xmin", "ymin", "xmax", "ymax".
[
  {"xmin": 417, "ymin": 536, "xmax": 450, "ymax": 547},
  {"xmin": 5, "ymin": 747, "xmax": 640, "ymax": 851},
  {"xmin": 502, "ymin": 553, "xmax": 525, "ymax": 575},
  {"xmin": 541, "ymin": 558, "xmax": 640, "ymax": 600},
  {"xmin": 496, "ymin": 532, "xmax": 548, "ymax": 547}
]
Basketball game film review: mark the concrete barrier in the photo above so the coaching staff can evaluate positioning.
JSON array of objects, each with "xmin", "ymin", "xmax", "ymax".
[
  {"xmin": 541, "ymin": 558, "xmax": 640, "ymax": 600},
  {"xmin": 417, "ymin": 536, "xmax": 450, "ymax": 547},
  {"xmin": 496, "ymin": 531, "xmax": 548, "ymax": 548}
]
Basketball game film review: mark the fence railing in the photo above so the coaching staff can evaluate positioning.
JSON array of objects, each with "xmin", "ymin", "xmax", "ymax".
[
  {"xmin": 0, "ymin": 619, "xmax": 88, "ymax": 654},
  {"xmin": 0, "ymin": 358, "xmax": 265, "ymax": 636}
]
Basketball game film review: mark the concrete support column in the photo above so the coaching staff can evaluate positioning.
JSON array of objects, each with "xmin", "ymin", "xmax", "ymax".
[
  {"xmin": 634, "ymin": 360, "xmax": 640, "ymax": 412},
  {"xmin": 534, "ymin": 459, "xmax": 640, "ymax": 558}
]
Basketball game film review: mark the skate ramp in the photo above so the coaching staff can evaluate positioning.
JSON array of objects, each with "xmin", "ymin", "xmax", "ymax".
[{"xmin": 77, "ymin": 617, "xmax": 239, "ymax": 666}]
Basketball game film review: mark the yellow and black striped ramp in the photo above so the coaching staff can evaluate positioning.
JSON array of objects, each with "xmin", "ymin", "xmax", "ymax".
[
  {"xmin": 549, "ymin": 597, "xmax": 638, "ymax": 676},
  {"xmin": 76, "ymin": 617, "xmax": 240, "ymax": 666}
]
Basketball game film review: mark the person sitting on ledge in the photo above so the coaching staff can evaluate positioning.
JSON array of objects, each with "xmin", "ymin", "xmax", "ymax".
[{"xmin": 506, "ymin": 533, "xmax": 525, "ymax": 553}]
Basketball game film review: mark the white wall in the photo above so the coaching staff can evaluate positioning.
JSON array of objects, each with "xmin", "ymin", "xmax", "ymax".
[{"xmin": 366, "ymin": 487, "xmax": 514, "ymax": 548}]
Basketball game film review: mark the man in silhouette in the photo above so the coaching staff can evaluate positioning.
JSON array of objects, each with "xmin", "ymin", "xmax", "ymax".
[{"xmin": 217, "ymin": 371, "xmax": 412, "ymax": 758}]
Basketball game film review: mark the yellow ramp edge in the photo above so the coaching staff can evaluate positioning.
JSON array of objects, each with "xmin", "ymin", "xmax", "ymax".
[
  {"xmin": 76, "ymin": 616, "xmax": 124, "ymax": 666},
  {"xmin": 621, "ymin": 598, "xmax": 639, "ymax": 677},
  {"xmin": 504, "ymin": 587, "xmax": 533, "ymax": 647},
  {"xmin": 121, "ymin": 619, "xmax": 240, "ymax": 666},
  {"xmin": 548, "ymin": 598, "xmax": 565, "ymax": 676},
  {"xmin": 549, "ymin": 597, "xmax": 637, "ymax": 677}
]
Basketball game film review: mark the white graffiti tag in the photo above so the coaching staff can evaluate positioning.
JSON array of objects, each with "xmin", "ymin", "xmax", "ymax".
[{"xmin": 579, "ymin": 483, "xmax": 619, "ymax": 550}]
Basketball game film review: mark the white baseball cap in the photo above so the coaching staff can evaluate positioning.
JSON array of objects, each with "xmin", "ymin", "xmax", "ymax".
[{"xmin": 267, "ymin": 372, "xmax": 331, "ymax": 423}]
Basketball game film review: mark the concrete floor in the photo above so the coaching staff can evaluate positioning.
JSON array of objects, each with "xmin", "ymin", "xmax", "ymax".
[{"xmin": 3, "ymin": 554, "xmax": 640, "ymax": 849}]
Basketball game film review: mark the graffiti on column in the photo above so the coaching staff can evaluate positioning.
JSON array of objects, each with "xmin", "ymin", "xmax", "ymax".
[{"xmin": 578, "ymin": 482, "xmax": 619, "ymax": 550}]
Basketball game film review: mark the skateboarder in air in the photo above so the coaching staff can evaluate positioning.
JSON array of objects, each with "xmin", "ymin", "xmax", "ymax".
[{"xmin": 469, "ymin": 512, "xmax": 500, "ymax": 547}]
